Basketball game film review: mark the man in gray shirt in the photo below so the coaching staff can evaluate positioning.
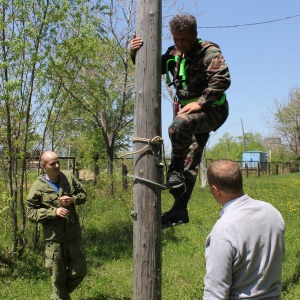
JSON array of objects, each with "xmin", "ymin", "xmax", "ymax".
[{"xmin": 204, "ymin": 159, "xmax": 285, "ymax": 299}]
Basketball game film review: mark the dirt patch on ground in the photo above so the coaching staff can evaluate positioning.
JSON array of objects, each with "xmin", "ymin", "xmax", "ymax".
[{"xmin": 79, "ymin": 170, "xmax": 94, "ymax": 181}]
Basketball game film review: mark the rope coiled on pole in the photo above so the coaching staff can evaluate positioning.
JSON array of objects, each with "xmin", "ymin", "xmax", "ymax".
[{"xmin": 120, "ymin": 135, "xmax": 168, "ymax": 189}]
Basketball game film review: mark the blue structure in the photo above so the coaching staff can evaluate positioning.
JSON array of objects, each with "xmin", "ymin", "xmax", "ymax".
[{"xmin": 242, "ymin": 151, "xmax": 268, "ymax": 169}]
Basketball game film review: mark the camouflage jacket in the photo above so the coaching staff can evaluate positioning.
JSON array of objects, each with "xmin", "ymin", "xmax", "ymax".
[
  {"xmin": 26, "ymin": 171, "xmax": 87, "ymax": 242},
  {"xmin": 162, "ymin": 39, "xmax": 231, "ymax": 109}
]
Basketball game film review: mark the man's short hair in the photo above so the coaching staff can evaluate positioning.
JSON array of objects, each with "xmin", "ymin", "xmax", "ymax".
[
  {"xmin": 207, "ymin": 159, "xmax": 243, "ymax": 192},
  {"xmin": 169, "ymin": 14, "xmax": 197, "ymax": 34}
]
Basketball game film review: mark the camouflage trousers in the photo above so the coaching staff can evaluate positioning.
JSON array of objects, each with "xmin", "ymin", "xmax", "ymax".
[
  {"xmin": 168, "ymin": 102, "xmax": 228, "ymax": 178},
  {"xmin": 167, "ymin": 102, "xmax": 228, "ymax": 208},
  {"xmin": 45, "ymin": 238, "xmax": 87, "ymax": 300}
]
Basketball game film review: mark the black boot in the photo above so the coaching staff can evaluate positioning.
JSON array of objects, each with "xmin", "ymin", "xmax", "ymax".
[
  {"xmin": 168, "ymin": 171, "xmax": 184, "ymax": 188},
  {"xmin": 162, "ymin": 171, "xmax": 196, "ymax": 229},
  {"xmin": 162, "ymin": 189, "xmax": 190, "ymax": 229},
  {"xmin": 181, "ymin": 170, "xmax": 196, "ymax": 199},
  {"xmin": 167, "ymin": 157, "xmax": 185, "ymax": 190},
  {"xmin": 161, "ymin": 207, "xmax": 189, "ymax": 229}
]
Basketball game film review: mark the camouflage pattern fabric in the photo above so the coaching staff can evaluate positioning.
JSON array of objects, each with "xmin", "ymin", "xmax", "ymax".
[
  {"xmin": 164, "ymin": 38, "xmax": 230, "ymax": 175},
  {"xmin": 26, "ymin": 171, "xmax": 87, "ymax": 299},
  {"xmin": 168, "ymin": 133, "xmax": 209, "ymax": 210},
  {"xmin": 131, "ymin": 37, "xmax": 231, "ymax": 214},
  {"xmin": 26, "ymin": 171, "xmax": 86, "ymax": 242},
  {"xmin": 163, "ymin": 38, "xmax": 230, "ymax": 211},
  {"xmin": 184, "ymin": 132, "xmax": 210, "ymax": 178},
  {"xmin": 162, "ymin": 39, "xmax": 231, "ymax": 109},
  {"xmin": 45, "ymin": 238, "xmax": 87, "ymax": 300},
  {"xmin": 168, "ymin": 103, "xmax": 228, "ymax": 209},
  {"xmin": 169, "ymin": 103, "xmax": 228, "ymax": 161}
]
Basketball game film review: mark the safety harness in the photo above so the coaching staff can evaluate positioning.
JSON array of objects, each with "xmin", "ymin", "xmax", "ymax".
[{"xmin": 165, "ymin": 39, "xmax": 226, "ymax": 107}]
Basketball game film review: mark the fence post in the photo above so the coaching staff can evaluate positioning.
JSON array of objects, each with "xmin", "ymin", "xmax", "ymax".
[{"xmin": 122, "ymin": 158, "xmax": 128, "ymax": 190}]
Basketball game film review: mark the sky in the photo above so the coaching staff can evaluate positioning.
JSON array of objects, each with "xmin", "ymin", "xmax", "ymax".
[{"xmin": 159, "ymin": 0, "xmax": 300, "ymax": 154}]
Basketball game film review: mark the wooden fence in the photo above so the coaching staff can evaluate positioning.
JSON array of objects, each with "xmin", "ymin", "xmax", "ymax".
[
  {"xmin": 205, "ymin": 160, "xmax": 300, "ymax": 178},
  {"xmin": 119, "ymin": 158, "xmax": 300, "ymax": 190},
  {"xmin": 25, "ymin": 157, "xmax": 299, "ymax": 189}
]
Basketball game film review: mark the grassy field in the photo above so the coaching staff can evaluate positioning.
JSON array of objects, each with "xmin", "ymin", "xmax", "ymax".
[{"xmin": 1, "ymin": 172, "xmax": 300, "ymax": 299}]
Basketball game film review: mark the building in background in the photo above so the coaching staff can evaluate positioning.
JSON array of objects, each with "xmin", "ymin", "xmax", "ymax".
[{"xmin": 242, "ymin": 151, "xmax": 268, "ymax": 169}]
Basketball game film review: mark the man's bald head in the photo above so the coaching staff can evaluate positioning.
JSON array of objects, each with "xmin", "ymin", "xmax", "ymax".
[
  {"xmin": 207, "ymin": 159, "xmax": 243, "ymax": 194},
  {"xmin": 41, "ymin": 151, "xmax": 59, "ymax": 164},
  {"xmin": 40, "ymin": 151, "xmax": 61, "ymax": 181}
]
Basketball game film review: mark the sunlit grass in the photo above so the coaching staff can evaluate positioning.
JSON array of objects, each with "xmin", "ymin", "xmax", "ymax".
[{"xmin": 0, "ymin": 173, "xmax": 300, "ymax": 299}]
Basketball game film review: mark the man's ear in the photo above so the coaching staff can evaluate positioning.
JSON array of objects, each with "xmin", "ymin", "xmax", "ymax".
[{"xmin": 211, "ymin": 185, "xmax": 220, "ymax": 197}]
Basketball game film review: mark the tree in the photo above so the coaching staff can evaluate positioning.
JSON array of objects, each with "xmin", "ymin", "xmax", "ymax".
[
  {"xmin": 236, "ymin": 132, "xmax": 266, "ymax": 152},
  {"xmin": 48, "ymin": 0, "xmax": 135, "ymax": 178},
  {"xmin": 0, "ymin": 0, "xmax": 66, "ymax": 259},
  {"xmin": 207, "ymin": 133, "xmax": 240, "ymax": 160},
  {"xmin": 46, "ymin": 0, "xmax": 204, "ymax": 178},
  {"xmin": 207, "ymin": 132, "xmax": 266, "ymax": 161},
  {"xmin": 268, "ymin": 87, "xmax": 300, "ymax": 160},
  {"xmin": 0, "ymin": 0, "xmax": 108, "ymax": 262}
]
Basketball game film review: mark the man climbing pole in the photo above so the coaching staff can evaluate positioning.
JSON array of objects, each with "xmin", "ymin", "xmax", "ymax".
[{"xmin": 130, "ymin": 14, "xmax": 231, "ymax": 228}]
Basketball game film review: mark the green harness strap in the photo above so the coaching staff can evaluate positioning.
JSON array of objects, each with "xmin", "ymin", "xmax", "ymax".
[
  {"xmin": 179, "ymin": 57, "xmax": 189, "ymax": 90},
  {"xmin": 165, "ymin": 39, "xmax": 202, "ymax": 87},
  {"xmin": 180, "ymin": 92, "xmax": 227, "ymax": 107},
  {"xmin": 166, "ymin": 55, "xmax": 179, "ymax": 86}
]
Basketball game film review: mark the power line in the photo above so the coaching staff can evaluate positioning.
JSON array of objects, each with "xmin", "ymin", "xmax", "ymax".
[{"xmin": 199, "ymin": 14, "xmax": 300, "ymax": 28}]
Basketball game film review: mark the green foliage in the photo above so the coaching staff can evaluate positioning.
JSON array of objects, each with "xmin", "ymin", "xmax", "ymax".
[
  {"xmin": 1, "ymin": 173, "xmax": 300, "ymax": 299},
  {"xmin": 207, "ymin": 132, "xmax": 266, "ymax": 161},
  {"xmin": 269, "ymin": 144, "xmax": 298, "ymax": 162},
  {"xmin": 0, "ymin": 0, "xmax": 113, "ymax": 261},
  {"xmin": 207, "ymin": 133, "xmax": 241, "ymax": 160},
  {"xmin": 272, "ymin": 87, "xmax": 300, "ymax": 158},
  {"xmin": 0, "ymin": 191, "xmax": 10, "ymax": 215},
  {"xmin": 45, "ymin": 1, "xmax": 136, "ymax": 168},
  {"xmin": 0, "ymin": 1, "xmax": 133, "ymax": 263}
]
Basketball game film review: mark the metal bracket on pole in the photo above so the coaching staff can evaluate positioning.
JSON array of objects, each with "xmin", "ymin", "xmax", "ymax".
[{"xmin": 127, "ymin": 174, "xmax": 168, "ymax": 190}]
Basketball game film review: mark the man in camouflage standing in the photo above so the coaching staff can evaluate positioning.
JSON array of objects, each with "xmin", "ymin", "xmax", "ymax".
[
  {"xmin": 27, "ymin": 151, "xmax": 87, "ymax": 300},
  {"xmin": 130, "ymin": 14, "xmax": 231, "ymax": 228}
]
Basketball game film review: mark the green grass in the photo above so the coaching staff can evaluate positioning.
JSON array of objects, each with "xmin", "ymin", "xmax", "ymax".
[{"xmin": 1, "ymin": 173, "xmax": 300, "ymax": 299}]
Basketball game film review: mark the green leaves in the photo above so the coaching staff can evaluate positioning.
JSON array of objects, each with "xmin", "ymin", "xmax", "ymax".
[
  {"xmin": 272, "ymin": 87, "xmax": 300, "ymax": 159},
  {"xmin": 207, "ymin": 132, "xmax": 266, "ymax": 161}
]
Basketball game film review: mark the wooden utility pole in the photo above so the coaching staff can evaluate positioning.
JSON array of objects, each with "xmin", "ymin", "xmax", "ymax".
[
  {"xmin": 241, "ymin": 118, "xmax": 246, "ymax": 151},
  {"xmin": 133, "ymin": 1, "xmax": 162, "ymax": 299}
]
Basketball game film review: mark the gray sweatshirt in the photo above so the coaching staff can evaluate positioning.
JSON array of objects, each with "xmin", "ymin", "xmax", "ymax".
[{"xmin": 204, "ymin": 194, "xmax": 285, "ymax": 299}]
